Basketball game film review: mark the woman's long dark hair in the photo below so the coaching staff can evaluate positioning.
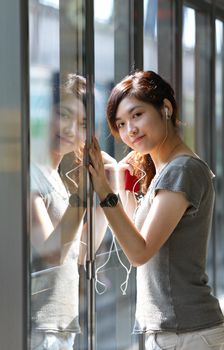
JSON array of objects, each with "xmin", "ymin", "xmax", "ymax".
[{"xmin": 106, "ymin": 70, "xmax": 179, "ymax": 192}]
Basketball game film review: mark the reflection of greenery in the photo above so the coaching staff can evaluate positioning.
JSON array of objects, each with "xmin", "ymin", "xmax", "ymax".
[
  {"xmin": 183, "ymin": 125, "xmax": 195, "ymax": 151},
  {"xmin": 182, "ymin": 94, "xmax": 195, "ymax": 150},
  {"xmin": 31, "ymin": 119, "xmax": 48, "ymax": 138}
]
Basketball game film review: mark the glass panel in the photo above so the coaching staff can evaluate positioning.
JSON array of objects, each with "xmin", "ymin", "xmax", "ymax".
[
  {"xmin": 215, "ymin": 19, "xmax": 224, "ymax": 302},
  {"xmin": 194, "ymin": 11, "xmax": 211, "ymax": 162},
  {"xmin": 144, "ymin": 0, "xmax": 158, "ymax": 71},
  {"xmin": 182, "ymin": 6, "xmax": 196, "ymax": 149},
  {"xmin": 94, "ymin": 1, "xmax": 138, "ymax": 349},
  {"xmin": 193, "ymin": 9, "xmax": 215, "ymax": 290},
  {"xmin": 29, "ymin": 1, "xmax": 87, "ymax": 349}
]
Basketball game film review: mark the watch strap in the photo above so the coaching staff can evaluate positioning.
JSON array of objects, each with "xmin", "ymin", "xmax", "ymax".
[
  {"xmin": 100, "ymin": 193, "xmax": 119, "ymax": 208},
  {"xmin": 69, "ymin": 193, "xmax": 87, "ymax": 207}
]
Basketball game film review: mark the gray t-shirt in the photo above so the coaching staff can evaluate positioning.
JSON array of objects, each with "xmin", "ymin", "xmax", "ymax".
[
  {"xmin": 31, "ymin": 163, "xmax": 81, "ymax": 334},
  {"xmin": 133, "ymin": 155, "xmax": 224, "ymax": 333}
]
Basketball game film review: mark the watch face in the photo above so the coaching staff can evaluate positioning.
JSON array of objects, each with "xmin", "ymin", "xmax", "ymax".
[
  {"xmin": 100, "ymin": 193, "xmax": 118, "ymax": 207},
  {"xmin": 108, "ymin": 194, "xmax": 118, "ymax": 207}
]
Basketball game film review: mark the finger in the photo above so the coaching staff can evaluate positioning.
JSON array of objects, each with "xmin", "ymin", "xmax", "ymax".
[
  {"xmin": 101, "ymin": 151, "xmax": 117, "ymax": 165},
  {"xmin": 93, "ymin": 136, "xmax": 101, "ymax": 151},
  {"xmin": 88, "ymin": 164, "xmax": 97, "ymax": 176},
  {"xmin": 118, "ymin": 163, "xmax": 134, "ymax": 175},
  {"xmin": 121, "ymin": 151, "xmax": 136, "ymax": 163},
  {"xmin": 104, "ymin": 164, "xmax": 117, "ymax": 171},
  {"xmin": 89, "ymin": 139, "xmax": 99, "ymax": 157},
  {"xmin": 89, "ymin": 149, "xmax": 96, "ymax": 165},
  {"xmin": 89, "ymin": 150, "xmax": 102, "ymax": 172}
]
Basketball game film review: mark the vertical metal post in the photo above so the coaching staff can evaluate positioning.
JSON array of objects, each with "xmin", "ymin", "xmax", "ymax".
[
  {"xmin": 210, "ymin": 0, "xmax": 217, "ymax": 295},
  {"xmin": 114, "ymin": 0, "xmax": 143, "ymax": 84},
  {"xmin": 195, "ymin": 11, "xmax": 211, "ymax": 161},
  {"xmin": 21, "ymin": 0, "xmax": 30, "ymax": 348},
  {"xmin": 114, "ymin": 0, "xmax": 131, "ymax": 83},
  {"xmin": 138, "ymin": 333, "xmax": 145, "ymax": 350},
  {"xmin": 0, "ymin": 0, "xmax": 29, "ymax": 348},
  {"xmin": 132, "ymin": 4, "xmax": 144, "ymax": 349},
  {"xmin": 85, "ymin": 1, "xmax": 95, "ymax": 349},
  {"xmin": 132, "ymin": 0, "xmax": 144, "ymax": 70},
  {"xmin": 221, "ymin": 22, "xmax": 224, "ymax": 254},
  {"xmin": 157, "ymin": 0, "xmax": 176, "ymax": 84}
]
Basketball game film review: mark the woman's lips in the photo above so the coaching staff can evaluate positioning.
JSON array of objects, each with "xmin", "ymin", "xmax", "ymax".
[
  {"xmin": 56, "ymin": 134, "xmax": 74, "ymax": 145},
  {"xmin": 132, "ymin": 135, "xmax": 145, "ymax": 144}
]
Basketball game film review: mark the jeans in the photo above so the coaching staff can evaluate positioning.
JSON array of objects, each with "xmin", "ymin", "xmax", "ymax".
[
  {"xmin": 145, "ymin": 324, "xmax": 224, "ymax": 350},
  {"xmin": 31, "ymin": 331, "xmax": 76, "ymax": 350}
]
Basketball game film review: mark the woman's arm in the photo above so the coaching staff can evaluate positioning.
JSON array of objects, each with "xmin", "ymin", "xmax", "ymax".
[
  {"xmin": 31, "ymin": 194, "xmax": 86, "ymax": 264},
  {"xmin": 88, "ymin": 137, "xmax": 189, "ymax": 266},
  {"xmin": 78, "ymin": 204, "xmax": 108, "ymax": 265},
  {"xmin": 118, "ymin": 189, "xmax": 138, "ymax": 219}
]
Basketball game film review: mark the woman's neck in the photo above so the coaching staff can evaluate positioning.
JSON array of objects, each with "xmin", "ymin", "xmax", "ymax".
[
  {"xmin": 51, "ymin": 152, "xmax": 63, "ymax": 170},
  {"xmin": 150, "ymin": 134, "xmax": 185, "ymax": 173}
]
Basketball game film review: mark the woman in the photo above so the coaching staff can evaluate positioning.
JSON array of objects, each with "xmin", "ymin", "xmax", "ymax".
[{"xmin": 88, "ymin": 70, "xmax": 224, "ymax": 350}]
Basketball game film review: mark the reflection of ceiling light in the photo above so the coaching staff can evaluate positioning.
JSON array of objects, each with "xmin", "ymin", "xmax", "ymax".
[
  {"xmin": 183, "ymin": 7, "xmax": 195, "ymax": 49},
  {"xmin": 94, "ymin": 0, "xmax": 113, "ymax": 23},
  {"xmin": 216, "ymin": 20, "xmax": 223, "ymax": 54},
  {"xmin": 39, "ymin": 0, "xmax": 59, "ymax": 9}
]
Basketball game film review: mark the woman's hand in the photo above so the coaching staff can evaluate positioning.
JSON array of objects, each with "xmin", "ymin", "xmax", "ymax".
[
  {"xmin": 117, "ymin": 151, "xmax": 136, "ymax": 190},
  {"xmin": 88, "ymin": 137, "xmax": 112, "ymax": 199}
]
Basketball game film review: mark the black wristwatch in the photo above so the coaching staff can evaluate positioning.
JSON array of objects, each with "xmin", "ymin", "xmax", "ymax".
[
  {"xmin": 100, "ymin": 193, "xmax": 119, "ymax": 208},
  {"xmin": 69, "ymin": 193, "xmax": 87, "ymax": 207}
]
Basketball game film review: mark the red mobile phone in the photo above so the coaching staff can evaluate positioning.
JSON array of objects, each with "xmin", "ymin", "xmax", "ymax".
[{"xmin": 124, "ymin": 170, "xmax": 140, "ymax": 192}]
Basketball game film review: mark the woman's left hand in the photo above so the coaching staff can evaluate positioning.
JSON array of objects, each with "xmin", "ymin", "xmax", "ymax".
[{"xmin": 88, "ymin": 137, "xmax": 113, "ymax": 198}]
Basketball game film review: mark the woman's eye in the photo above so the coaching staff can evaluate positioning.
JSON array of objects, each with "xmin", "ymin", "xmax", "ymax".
[
  {"xmin": 133, "ymin": 112, "xmax": 142, "ymax": 118},
  {"xmin": 80, "ymin": 121, "xmax": 87, "ymax": 129},
  {"xmin": 60, "ymin": 112, "xmax": 70, "ymax": 120},
  {"xmin": 117, "ymin": 122, "xmax": 124, "ymax": 129}
]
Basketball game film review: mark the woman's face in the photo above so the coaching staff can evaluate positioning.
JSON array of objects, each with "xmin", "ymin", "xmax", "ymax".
[
  {"xmin": 115, "ymin": 96, "xmax": 166, "ymax": 155},
  {"xmin": 51, "ymin": 95, "xmax": 86, "ymax": 156}
]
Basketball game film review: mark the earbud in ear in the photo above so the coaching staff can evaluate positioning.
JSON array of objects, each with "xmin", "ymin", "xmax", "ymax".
[{"xmin": 165, "ymin": 107, "xmax": 170, "ymax": 120}]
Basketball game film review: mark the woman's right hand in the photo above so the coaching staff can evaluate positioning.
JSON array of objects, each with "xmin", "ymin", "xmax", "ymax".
[{"xmin": 117, "ymin": 151, "xmax": 136, "ymax": 191}]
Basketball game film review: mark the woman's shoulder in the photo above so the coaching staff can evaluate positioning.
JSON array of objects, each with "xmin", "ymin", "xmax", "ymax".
[
  {"xmin": 168, "ymin": 154, "xmax": 214, "ymax": 177},
  {"xmin": 31, "ymin": 162, "xmax": 54, "ymax": 196}
]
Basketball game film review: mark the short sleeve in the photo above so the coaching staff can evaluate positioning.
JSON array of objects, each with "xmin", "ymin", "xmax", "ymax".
[
  {"xmin": 30, "ymin": 163, "xmax": 51, "ymax": 201},
  {"xmin": 154, "ymin": 159, "xmax": 211, "ymax": 214}
]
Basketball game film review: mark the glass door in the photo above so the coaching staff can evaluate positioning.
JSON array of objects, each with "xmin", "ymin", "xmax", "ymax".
[{"xmin": 29, "ymin": 1, "xmax": 88, "ymax": 349}]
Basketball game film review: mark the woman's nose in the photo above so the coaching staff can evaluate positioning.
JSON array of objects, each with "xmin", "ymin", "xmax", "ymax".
[
  {"xmin": 63, "ymin": 120, "xmax": 76, "ymax": 136},
  {"xmin": 128, "ymin": 123, "xmax": 138, "ymax": 136}
]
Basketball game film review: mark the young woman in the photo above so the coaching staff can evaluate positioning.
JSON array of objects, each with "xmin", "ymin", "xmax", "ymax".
[{"xmin": 88, "ymin": 70, "xmax": 224, "ymax": 350}]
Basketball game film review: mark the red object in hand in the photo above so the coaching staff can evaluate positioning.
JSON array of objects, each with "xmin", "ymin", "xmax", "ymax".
[{"xmin": 124, "ymin": 170, "xmax": 140, "ymax": 192}]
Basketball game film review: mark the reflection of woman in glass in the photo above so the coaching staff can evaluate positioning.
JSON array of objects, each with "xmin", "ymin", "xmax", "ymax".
[
  {"xmin": 31, "ymin": 74, "xmax": 87, "ymax": 350},
  {"xmin": 88, "ymin": 71, "xmax": 224, "ymax": 350}
]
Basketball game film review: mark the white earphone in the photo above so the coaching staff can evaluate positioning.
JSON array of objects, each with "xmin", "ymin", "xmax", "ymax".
[{"xmin": 165, "ymin": 107, "xmax": 171, "ymax": 120}]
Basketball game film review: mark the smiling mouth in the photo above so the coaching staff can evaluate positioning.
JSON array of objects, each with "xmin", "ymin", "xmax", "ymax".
[
  {"xmin": 132, "ymin": 135, "xmax": 145, "ymax": 144},
  {"xmin": 56, "ymin": 134, "xmax": 74, "ymax": 145}
]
